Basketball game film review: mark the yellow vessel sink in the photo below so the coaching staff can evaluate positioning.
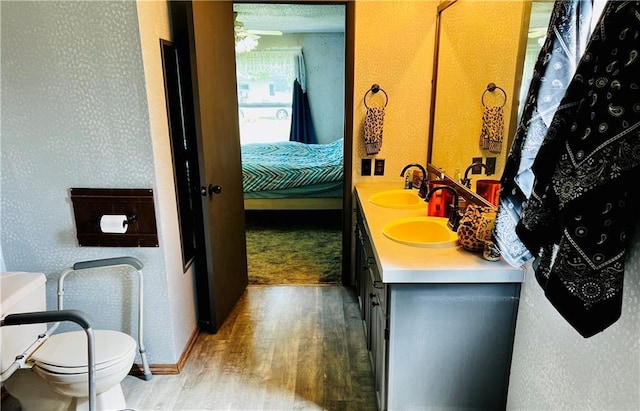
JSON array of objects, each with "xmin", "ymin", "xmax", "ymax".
[
  {"xmin": 369, "ymin": 189, "xmax": 424, "ymax": 209},
  {"xmin": 382, "ymin": 217, "xmax": 458, "ymax": 248}
]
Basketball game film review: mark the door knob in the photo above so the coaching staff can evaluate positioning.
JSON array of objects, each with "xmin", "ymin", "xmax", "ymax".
[
  {"xmin": 208, "ymin": 184, "xmax": 222, "ymax": 196},
  {"xmin": 201, "ymin": 185, "xmax": 222, "ymax": 197}
]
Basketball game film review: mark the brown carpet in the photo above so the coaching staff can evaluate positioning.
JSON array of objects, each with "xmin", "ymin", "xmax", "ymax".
[{"xmin": 245, "ymin": 210, "xmax": 342, "ymax": 285}]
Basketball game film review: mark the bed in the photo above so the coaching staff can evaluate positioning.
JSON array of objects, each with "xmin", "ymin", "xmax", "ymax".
[{"xmin": 241, "ymin": 138, "xmax": 344, "ymax": 210}]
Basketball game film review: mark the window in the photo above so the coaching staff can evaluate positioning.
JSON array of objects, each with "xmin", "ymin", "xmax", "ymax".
[
  {"xmin": 518, "ymin": 2, "xmax": 553, "ymax": 120},
  {"xmin": 235, "ymin": 49, "xmax": 299, "ymax": 145}
]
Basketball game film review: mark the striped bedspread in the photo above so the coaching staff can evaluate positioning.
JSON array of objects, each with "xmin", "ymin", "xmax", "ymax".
[{"xmin": 241, "ymin": 139, "xmax": 343, "ymax": 193}]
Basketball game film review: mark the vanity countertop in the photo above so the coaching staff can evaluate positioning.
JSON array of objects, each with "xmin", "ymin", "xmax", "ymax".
[{"xmin": 355, "ymin": 184, "xmax": 524, "ymax": 284}]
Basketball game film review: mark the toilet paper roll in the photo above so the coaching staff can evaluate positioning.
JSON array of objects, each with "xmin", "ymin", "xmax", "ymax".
[{"xmin": 99, "ymin": 215, "xmax": 128, "ymax": 234}]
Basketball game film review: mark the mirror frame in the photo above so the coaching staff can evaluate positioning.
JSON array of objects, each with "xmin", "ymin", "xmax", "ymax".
[
  {"xmin": 426, "ymin": 0, "xmax": 456, "ymax": 167},
  {"xmin": 426, "ymin": 0, "xmax": 532, "ymax": 208}
]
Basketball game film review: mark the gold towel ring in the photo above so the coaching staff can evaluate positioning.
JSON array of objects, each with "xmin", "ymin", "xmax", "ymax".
[
  {"xmin": 481, "ymin": 83, "xmax": 507, "ymax": 108},
  {"xmin": 364, "ymin": 84, "xmax": 388, "ymax": 109}
]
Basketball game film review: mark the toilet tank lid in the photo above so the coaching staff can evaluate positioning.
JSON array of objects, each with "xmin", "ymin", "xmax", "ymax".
[{"xmin": 1, "ymin": 272, "xmax": 46, "ymax": 319}]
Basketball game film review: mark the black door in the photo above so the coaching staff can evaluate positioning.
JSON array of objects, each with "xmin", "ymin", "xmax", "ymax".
[{"xmin": 168, "ymin": 1, "xmax": 248, "ymax": 333}]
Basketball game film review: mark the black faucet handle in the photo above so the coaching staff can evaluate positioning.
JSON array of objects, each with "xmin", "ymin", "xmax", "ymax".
[
  {"xmin": 418, "ymin": 181, "xmax": 429, "ymax": 199},
  {"xmin": 447, "ymin": 207, "xmax": 462, "ymax": 232}
]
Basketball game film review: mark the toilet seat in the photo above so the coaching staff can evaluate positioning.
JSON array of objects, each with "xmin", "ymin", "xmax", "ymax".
[{"xmin": 31, "ymin": 329, "xmax": 137, "ymax": 374}]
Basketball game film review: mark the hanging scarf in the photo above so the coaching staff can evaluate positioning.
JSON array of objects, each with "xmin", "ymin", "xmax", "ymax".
[
  {"xmin": 516, "ymin": 1, "xmax": 640, "ymax": 337},
  {"xmin": 493, "ymin": 0, "xmax": 594, "ymax": 267}
]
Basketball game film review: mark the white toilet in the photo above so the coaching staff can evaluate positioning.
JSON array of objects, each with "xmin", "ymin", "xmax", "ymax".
[{"xmin": 1, "ymin": 272, "xmax": 137, "ymax": 411}]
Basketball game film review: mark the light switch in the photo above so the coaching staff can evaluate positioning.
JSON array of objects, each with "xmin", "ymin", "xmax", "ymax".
[
  {"xmin": 472, "ymin": 157, "xmax": 483, "ymax": 174},
  {"xmin": 486, "ymin": 157, "xmax": 496, "ymax": 175},
  {"xmin": 374, "ymin": 159, "xmax": 385, "ymax": 176},
  {"xmin": 361, "ymin": 158, "xmax": 372, "ymax": 176}
]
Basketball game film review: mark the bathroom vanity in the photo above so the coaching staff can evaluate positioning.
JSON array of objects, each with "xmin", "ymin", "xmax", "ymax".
[{"xmin": 354, "ymin": 184, "xmax": 524, "ymax": 411}]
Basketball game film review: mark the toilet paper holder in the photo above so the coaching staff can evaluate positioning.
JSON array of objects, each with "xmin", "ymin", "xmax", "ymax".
[
  {"xmin": 96, "ymin": 214, "xmax": 139, "ymax": 235},
  {"xmin": 96, "ymin": 214, "xmax": 138, "ymax": 225},
  {"xmin": 70, "ymin": 188, "xmax": 159, "ymax": 247}
]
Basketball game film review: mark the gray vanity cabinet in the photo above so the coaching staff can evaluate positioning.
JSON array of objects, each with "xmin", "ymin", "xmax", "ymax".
[
  {"xmin": 354, "ymin": 201, "xmax": 520, "ymax": 411},
  {"xmin": 355, "ymin": 205, "xmax": 388, "ymax": 409}
]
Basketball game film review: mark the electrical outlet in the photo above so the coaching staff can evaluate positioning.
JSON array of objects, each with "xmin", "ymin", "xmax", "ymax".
[
  {"xmin": 472, "ymin": 157, "xmax": 483, "ymax": 174},
  {"xmin": 361, "ymin": 158, "xmax": 372, "ymax": 176},
  {"xmin": 374, "ymin": 159, "xmax": 385, "ymax": 176},
  {"xmin": 485, "ymin": 157, "xmax": 496, "ymax": 175}
]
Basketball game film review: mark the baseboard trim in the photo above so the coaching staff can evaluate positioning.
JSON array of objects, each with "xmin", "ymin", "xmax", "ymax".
[{"xmin": 129, "ymin": 325, "xmax": 200, "ymax": 376}]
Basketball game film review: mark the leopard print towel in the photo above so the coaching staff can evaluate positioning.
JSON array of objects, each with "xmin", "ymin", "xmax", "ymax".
[
  {"xmin": 364, "ymin": 107, "xmax": 385, "ymax": 155},
  {"xmin": 479, "ymin": 105, "xmax": 504, "ymax": 153}
]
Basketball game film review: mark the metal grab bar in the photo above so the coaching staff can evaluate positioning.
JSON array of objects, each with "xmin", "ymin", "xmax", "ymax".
[
  {"xmin": 73, "ymin": 257, "xmax": 143, "ymax": 271},
  {"xmin": 1, "ymin": 310, "xmax": 97, "ymax": 411},
  {"xmin": 58, "ymin": 256, "xmax": 152, "ymax": 381}
]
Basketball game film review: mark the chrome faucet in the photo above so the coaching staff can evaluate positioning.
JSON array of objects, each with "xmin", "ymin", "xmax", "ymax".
[
  {"xmin": 461, "ymin": 162, "xmax": 489, "ymax": 188},
  {"xmin": 400, "ymin": 163, "xmax": 429, "ymax": 198},
  {"xmin": 425, "ymin": 185, "xmax": 461, "ymax": 231}
]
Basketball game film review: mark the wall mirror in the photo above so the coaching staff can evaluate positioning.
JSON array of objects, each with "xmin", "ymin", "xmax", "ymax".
[{"xmin": 427, "ymin": 0, "xmax": 551, "ymax": 208}]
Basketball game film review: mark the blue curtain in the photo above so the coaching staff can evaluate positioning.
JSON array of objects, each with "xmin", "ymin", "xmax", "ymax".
[
  {"xmin": 289, "ymin": 51, "xmax": 316, "ymax": 144},
  {"xmin": 289, "ymin": 79, "xmax": 317, "ymax": 144}
]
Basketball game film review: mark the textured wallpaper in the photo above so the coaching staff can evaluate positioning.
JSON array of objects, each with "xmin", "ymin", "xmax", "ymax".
[
  {"xmin": 1, "ymin": 1, "xmax": 178, "ymax": 363},
  {"xmin": 432, "ymin": 0, "xmax": 526, "ymax": 184},
  {"xmin": 507, "ymin": 224, "xmax": 640, "ymax": 409},
  {"xmin": 352, "ymin": 1, "xmax": 436, "ymax": 186}
]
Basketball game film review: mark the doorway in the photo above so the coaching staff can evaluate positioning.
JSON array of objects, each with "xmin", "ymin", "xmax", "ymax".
[
  {"xmin": 164, "ymin": 0, "xmax": 354, "ymax": 333},
  {"xmin": 233, "ymin": 2, "xmax": 350, "ymax": 285}
]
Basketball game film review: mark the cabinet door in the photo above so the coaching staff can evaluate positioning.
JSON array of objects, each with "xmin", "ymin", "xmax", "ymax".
[
  {"xmin": 372, "ymin": 296, "xmax": 388, "ymax": 410},
  {"xmin": 362, "ymin": 228, "xmax": 377, "ymax": 351},
  {"xmin": 355, "ymin": 220, "xmax": 364, "ymax": 315},
  {"xmin": 363, "ymin": 264, "xmax": 373, "ymax": 351}
]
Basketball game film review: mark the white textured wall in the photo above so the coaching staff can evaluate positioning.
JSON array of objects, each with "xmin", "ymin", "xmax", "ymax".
[
  {"xmin": 301, "ymin": 33, "xmax": 345, "ymax": 145},
  {"xmin": 0, "ymin": 1, "xmax": 187, "ymax": 364},
  {"xmin": 507, "ymin": 228, "xmax": 640, "ymax": 410},
  {"xmin": 256, "ymin": 32, "xmax": 345, "ymax": 145},
  {"xmin": 136, "ymin": 1, "xmax": 197, "ymax": 363}
]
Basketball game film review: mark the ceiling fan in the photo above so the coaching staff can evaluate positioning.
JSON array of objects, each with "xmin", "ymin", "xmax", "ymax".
[{"xmin": 234, "ymin": 12, "xmax": 282, "ymax": 42}]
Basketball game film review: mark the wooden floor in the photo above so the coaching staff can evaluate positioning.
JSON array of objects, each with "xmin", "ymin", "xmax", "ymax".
[{"xmin": 121, "ymin": 285, "xmax": 377, "ymax": 411}]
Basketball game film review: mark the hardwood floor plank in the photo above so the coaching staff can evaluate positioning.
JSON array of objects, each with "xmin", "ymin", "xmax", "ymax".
[
  {"xmin": 294, "ymin": 335, "xmax": 324, "ymax": 407},
  {"xmin": 321, "ymin": 288, "xmax": 353, "ymax": 404},
  {"xmin": 120, "ymin": 285, "xmax": 376, "ymax": 410},
  {"xmin": 344, "ymin": 292, "xmax": 373, "ymax": 375}
]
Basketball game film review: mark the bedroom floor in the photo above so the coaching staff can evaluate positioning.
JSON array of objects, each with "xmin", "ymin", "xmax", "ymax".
[{"xmin": 245, "ymin": 210, "xmax": 342, "ymax": 285}]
